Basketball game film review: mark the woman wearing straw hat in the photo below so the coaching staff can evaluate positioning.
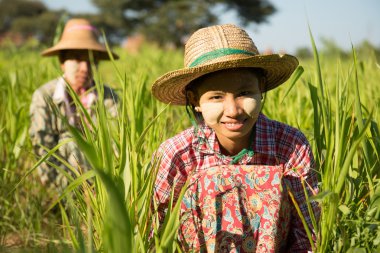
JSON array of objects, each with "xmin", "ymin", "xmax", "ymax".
[
  {"xmin": 151, "ymin": 24, "xmax": 320, "ymax": 252},
  {"xmin": 29, "ymin": 18, "xmax": 119, "ymax": 194}
]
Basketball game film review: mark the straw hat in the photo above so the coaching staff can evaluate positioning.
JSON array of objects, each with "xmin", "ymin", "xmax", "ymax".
[
  {"xmin": 152, "ymin": 24, "xmax": 298, "ymax": 105},
  {"xmin": 41, "ymin": 18, "xmax": 119, "ymax": 60}
]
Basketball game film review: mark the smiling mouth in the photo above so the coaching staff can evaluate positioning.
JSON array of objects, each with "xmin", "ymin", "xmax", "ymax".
[{"xmin": 222, "ymin": 119, "xmax": 247, "ymax": 130}]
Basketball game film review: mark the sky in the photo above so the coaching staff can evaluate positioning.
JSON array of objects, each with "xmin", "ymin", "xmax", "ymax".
[{"xmin": 42, "ymin": 0, "xmax": 380, "ymax": 54}]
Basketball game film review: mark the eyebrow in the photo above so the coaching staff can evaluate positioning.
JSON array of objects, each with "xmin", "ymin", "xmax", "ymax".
[{"xmin": 204, "ymin": 90, "xmax": 225, "ymax": 95}]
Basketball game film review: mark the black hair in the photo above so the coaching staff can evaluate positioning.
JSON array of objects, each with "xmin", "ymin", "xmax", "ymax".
[{"xmin": 58, "ymin": 49, "xmax": 100, "ymax": 64}]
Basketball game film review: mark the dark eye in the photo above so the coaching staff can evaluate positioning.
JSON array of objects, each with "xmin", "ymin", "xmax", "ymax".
[
  {"xmin": 238, "ymin": 91, "xmax": 251, "ymax": 97},
  {"xmin": 210, "ymin": 95, "xmax": 223, "ymax": 100}
]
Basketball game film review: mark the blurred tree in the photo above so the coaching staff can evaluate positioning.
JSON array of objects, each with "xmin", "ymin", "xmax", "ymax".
[
  {"xmin": 141, "ymin": 1, "xmax": 216, "ymax": 47},
  {"xmin": 0, "ymin": 0, "xmax": 46, "ymax": 33},
  {"xmin": 356, "ymin": 40, "xmax": 380, "ymax": 60},
  {"xmin": 320, "ymin": 37, "xmax": 349, "ymax": 59},
  {"xmin": 0, "ymin": 0, "xmax": 62, "ymax": 45},
  {"xmin": 91, "ymin": 0, "xmax": 276, "ymax": 47},
  {"xmin": 295, "ymin": 47, "xmax": 312, "ymax": 59}
]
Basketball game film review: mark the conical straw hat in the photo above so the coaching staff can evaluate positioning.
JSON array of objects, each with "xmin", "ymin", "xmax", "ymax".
[
  {"xmin": 152, "ymin": 24, "xmax": 298, "ymax": 105},
  {"xmin": 41, "ymin": 18, "xmax": 118, "ymax": 60}
]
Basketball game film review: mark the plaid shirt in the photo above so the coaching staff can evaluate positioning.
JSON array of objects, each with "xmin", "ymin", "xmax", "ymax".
[{"xmin": 154, "ymin": 113, "xmax": 320, "ymax": 252}]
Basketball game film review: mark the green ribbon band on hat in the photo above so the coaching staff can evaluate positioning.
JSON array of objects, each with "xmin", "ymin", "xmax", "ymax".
[{"xmin": 189, "ymin": 48, "xmax": 255, "ymax": 67}]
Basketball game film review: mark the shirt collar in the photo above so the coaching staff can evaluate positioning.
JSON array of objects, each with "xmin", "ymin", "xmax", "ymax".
[
  {"xmin": 193, "ymin": 113, "xmax": 276, "ymax": 158},
  {"xmin": 52, "ymin": 76, "xmax": 97, "ymax": 105},
  {"xmin": 52, "ymin": 77, "xmax": 67, "ymax": 104},
  {"xmin": 193, "ymin": 122, "xmax": 219, "ymax": 155}
]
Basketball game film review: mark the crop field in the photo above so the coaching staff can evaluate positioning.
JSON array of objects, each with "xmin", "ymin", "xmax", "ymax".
[{"xmin": 0, "ymin": 40, "xmax": 379, "ymax": 252}]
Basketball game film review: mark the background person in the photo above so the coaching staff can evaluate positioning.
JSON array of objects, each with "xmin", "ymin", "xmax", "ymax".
[
  {"xmin": 151, "ymin": 24, "xmax": 320, "ymax": 252},
  {"xmin": 29, "ymin": 18, "xmax": 119, "ymax": 194}
]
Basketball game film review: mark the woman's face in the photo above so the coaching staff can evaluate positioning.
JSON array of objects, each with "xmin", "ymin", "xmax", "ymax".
[
  {"xmin": 192, "ymin": 68, "xmax": 262, "ymax": 150},
  {"xmin": 60, "ymin": 50, "xmax": 95, "ymax": 93}
]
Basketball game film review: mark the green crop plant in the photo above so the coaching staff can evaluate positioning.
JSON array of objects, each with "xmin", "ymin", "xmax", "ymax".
[{"xmin": 1, "ymin": 31, "xmax": 379, "ymax": 252}]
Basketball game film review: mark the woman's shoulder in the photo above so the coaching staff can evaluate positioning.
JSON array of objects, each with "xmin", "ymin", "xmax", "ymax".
[
  {"xmin": 260, "ymin": 114, "xmax": 309, "ymax": 145},
  {"xmin": 33, "ymin": 78, "xmax": 61, "ymax": 96},
  {"xmin": 158, "ymin": 126, "xmax": 197, "ymax": 155},
  {"xmin": 103, "ymin": 85, "xmax": 119, "ymax": 99}
]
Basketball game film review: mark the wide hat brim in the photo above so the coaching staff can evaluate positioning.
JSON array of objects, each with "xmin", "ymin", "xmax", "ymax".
[
  {"xmin": 152, "ymin": 53, "xmax": 298, "ymax": 105},
  {"xmin": 41, "ymin": 40, "xmax": 119, "ymax": 60}
]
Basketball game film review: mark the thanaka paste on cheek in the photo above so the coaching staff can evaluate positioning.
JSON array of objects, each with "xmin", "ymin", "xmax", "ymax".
[
  {"xmin": 243, "ymin": 94, "xmax": 261, "ymax": 119},
  {"xmin": 63, "ymin": 60, "xmax": 79, "ymax": 84},
  {"xmin": 200, "ymin": 102, "xmax": 224, "ymax": 126}
]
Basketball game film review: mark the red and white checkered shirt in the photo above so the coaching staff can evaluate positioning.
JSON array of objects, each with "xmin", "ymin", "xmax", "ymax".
[{"xmin": 153, "ymin": 113, "xmax": 320, "ymax": 252}]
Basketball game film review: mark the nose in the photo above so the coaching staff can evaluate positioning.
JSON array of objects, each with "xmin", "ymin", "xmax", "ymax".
[
  {"xmin": 78, "ymin": 60, "xmax": 90, "ymax": 73},
  {"xmin": 223, "ymin": 95, "xmax": 240, "ymax": 117}
]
